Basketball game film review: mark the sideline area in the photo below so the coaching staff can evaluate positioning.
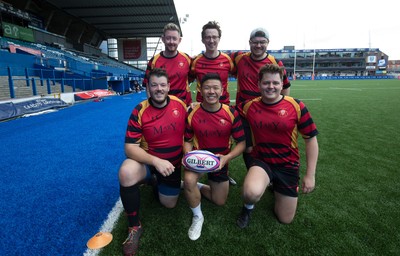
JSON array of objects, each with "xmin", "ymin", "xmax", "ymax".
[
  {"xmin": 0, "ymin": 92, "xmax": 146, "ymax": 255},
  {"xmin": 0, "ymin": 89, "xmax": 119, "ymax": 121}
]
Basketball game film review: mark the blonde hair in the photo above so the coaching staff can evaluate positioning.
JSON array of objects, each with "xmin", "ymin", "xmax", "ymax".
[{"xmin": 163, "ymin": 23, "xmax": 181, "ymax": 36}]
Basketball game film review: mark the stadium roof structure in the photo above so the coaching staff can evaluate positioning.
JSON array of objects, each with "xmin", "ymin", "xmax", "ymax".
[
  {"xmin": 3, "ymin": 0, "xmax": 181, "ymax": 40},
  {"xmin": 45, "ymin": 0, "xmax": 180, "ymax": 39}
]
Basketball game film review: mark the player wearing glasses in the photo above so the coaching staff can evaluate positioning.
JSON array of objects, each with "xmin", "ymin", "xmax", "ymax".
[
  {"xmin": 231, "ymin": 27, "xmax": 292, "ymax": 169},
  {"xmin": 191, "ymin": 21, "xmax": 235, "ymax": 105}
]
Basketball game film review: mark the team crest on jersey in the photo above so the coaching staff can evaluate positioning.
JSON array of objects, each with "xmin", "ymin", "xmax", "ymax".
[
  {"xmin": 178, "ymin": 61, "xmax": 185, "ymax": 68},
  {"xmin": 172, "ymin": 108, "xmax": 181, "ymax": 118},
  {"xmin": 277, "ymin": 108, "xmax": 288, "ymax": 118},
  {"xmin": 219, "ymin": 118, "xmax": 228, "ymax": 126},
  {"xmin": 219, "ymin": 62, "xmax": 224, "ymax": 67}
]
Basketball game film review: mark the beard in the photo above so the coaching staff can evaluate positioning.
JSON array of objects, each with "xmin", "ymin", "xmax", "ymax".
[
  {"xmin": 165, "ymin": 44, "xmax": 177, "ymax": 53},
  {"xmin": 150, "ymin": 93, "xmax": 168, "ymax": 107}
]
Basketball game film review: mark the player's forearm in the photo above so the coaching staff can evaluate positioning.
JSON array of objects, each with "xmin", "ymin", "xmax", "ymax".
[
  {"xmin": 224, "ymin": 140, "xmax": 246, "ymax": 162},
  {"xmin": 183, "ymin": 141, "xmax": 193, "ymax": 155},
  {"xmin": 124, "ymin": 143, "xmax": 158, "ymax": 166},
  {"xmin": 304, "ymin": 136, "xmax": 319, "ymax": 177}
]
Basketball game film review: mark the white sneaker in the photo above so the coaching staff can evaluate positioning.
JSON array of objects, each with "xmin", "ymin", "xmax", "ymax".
[
  {"xmin": 228, "ymin": 176, "xmax": 237, "ymax": 186},
  {"xmin": 188, "ymin": 215, "xmax": 204, "ymax": 241}
]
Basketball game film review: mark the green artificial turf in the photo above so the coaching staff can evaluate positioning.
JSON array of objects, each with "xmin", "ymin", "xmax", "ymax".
[{"xmin": 100, "ymin": 79, "xmax": 400, "ymax": 255}]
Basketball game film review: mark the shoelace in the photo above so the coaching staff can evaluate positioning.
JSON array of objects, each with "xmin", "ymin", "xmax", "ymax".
[
  {"xmin": 189, "ymin": 217, "xmax": 202, "ymax": 232},
  {"xmin": 122, "ymin": 229, "xmax": 138, "ymax": 244}
]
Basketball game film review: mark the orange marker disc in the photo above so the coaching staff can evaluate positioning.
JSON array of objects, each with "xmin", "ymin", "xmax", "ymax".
[{"xmin": 87, "ymin": 232, "xmax": 113, "ymax": 249}]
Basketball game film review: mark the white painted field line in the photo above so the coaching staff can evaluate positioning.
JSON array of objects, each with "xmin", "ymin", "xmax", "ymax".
[
  {"xmin": 230, "ymin": 98, "xmax": 323, "ymax": 102},
  {"xmin": 83, "ymin": 198, "xmax": 124, "ymax": 256},
  {"xmin": 329, "ymin": 87, "xmax": 362, "ymax": 91}
]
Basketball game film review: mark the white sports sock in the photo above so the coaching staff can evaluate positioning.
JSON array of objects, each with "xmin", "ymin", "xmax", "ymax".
[
  {"xmin": 197, "ymin": 182, "xmax": 204, "ymax": 190},
  {"xmin": 190, "ymin": 203, "xmax": 203, "ymax": 218},
  {"xmin": 244, "ymin": 204, "xmax": 254, "ymax": 210}
]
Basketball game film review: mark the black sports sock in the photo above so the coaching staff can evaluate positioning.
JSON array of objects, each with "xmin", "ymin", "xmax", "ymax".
[{"xmin": 120, "ymin": 184, "xmax": 140, "ymax": 227}]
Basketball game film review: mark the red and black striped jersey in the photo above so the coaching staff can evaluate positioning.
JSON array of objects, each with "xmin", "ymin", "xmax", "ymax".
[
  {"xmin": 191, "ymin": 51, "xmax": 235, "ymax": 105},
  {"xmin": 143, "ymin": 51, "xmax": 193, "ymax": 105},
  {"xmin": 185, "ymin": 103, "xmax": 245, "ymax": 155},
  {"xmin": 238, "ymin": 96, "xmax": 318, "ymax": 170},
  {"xmin": 231, "ymin": 51, "xmax": 291, "ymax": 106},
  {"xmin": 125, "ymin": 95, "xmax": 187, "ymax": 166}
]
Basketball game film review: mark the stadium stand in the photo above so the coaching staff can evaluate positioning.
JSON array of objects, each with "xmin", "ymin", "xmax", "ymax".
[
  {"xmin": 0, "ymin": 0, "xmax": 178, "ymax": 101},
  {"xmin": 225, "ymin": 47, "xmax": 395, "ymax": 80},
  {"xmin": 0, "ymin": 35, "xmax": 144, "ymax": 100}
]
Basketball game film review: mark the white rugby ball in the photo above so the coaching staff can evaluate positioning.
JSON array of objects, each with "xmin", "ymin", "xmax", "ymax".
[{"xmin": 183, "ymin": 150, "xmax": 220, "ymax": 173}]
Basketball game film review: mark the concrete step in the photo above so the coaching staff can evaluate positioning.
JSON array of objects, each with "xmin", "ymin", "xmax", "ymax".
[{"xmin": 0, "ymin": 76, "xmax": 80, "ymax": 101}]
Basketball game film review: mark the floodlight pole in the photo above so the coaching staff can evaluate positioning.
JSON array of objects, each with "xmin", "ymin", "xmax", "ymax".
[
  {"xmin": 293, "ymin": 48, "xmax": 297, "ymax": 80},
  {"xmin": 152, "ymin": 37, "xmax": 162, "ymax": 58},
  {"xmin": 179, "ymin": 14, "xmax": 192, "ymax": 56},
  {"xmin": 312, "ymin": 48, "xmax": 316, "ymax": 80}
]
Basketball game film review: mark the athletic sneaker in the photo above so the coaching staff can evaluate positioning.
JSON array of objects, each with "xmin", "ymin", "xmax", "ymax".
[
  {"xmin": 237, "ymin": 207, "xmax": 252, "ymax": 229},
  {"xmin": 188, "ymin": 215, "xmax": 204, "ymax": 241},
  {"xmin": 228, "ymin": 176, "xmax": 237, "ymax": 186},
  {"xmin": 122, "ymin": 225, "xmax": 143, "ymax": 256}
]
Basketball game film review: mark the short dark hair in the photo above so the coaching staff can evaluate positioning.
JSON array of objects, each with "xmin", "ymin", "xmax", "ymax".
[
  {"xmin": 201, "ymin": 21, "xmax": 221, "ymax": 39},
  {"xmin": 258, "ymin": 64, "xmax": 284, "ymax": 82},
  {"xmin": 148, "ymin": 68, "xmax": 169, "ymax": 83},
  {"xmin": 200, "ymin": 73, "xmax": 221, "ymax": 86}
]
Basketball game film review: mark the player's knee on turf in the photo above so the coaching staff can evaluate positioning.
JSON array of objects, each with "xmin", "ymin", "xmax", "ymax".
[
  {"xmin": 159, "ymin": 195, "xmax": 179, "ymax": 208},
  {"xmin": 212, "ymin": 196, "xmax": 227, "ymax": 206},
  {"xmin": 209, "ymin": 182, "xmax": 229, "ymax": 206},
  {"xmin": 275, "ymin": 211, "xmax": 295, "ymax": 224},
  {"xmin": 274, "ymin": 193, "xmax": 297, "ymax": 224}
]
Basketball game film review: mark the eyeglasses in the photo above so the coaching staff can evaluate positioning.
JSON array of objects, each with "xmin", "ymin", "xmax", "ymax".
[
  {"xmin": 250, "ymin": 40, "xmax": 269, "ymax": 46},
  {"xmin": 203, "ymin": 36, "xmax": 220, "ymax": 41}
]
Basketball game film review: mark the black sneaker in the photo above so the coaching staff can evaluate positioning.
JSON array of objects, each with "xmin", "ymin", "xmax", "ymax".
[
  {"xmin": 122, "ymin": 225, "xmax": 143, "ymax": 256},
  {"xmin": 237, "ymin": 207, "xmax": 252, "ymax": 229}
]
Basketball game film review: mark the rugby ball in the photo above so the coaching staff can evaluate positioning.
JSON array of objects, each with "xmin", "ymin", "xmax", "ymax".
[{"xmin": 183, "ymin": 150, "xmax": 220, "ymax": 173}]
